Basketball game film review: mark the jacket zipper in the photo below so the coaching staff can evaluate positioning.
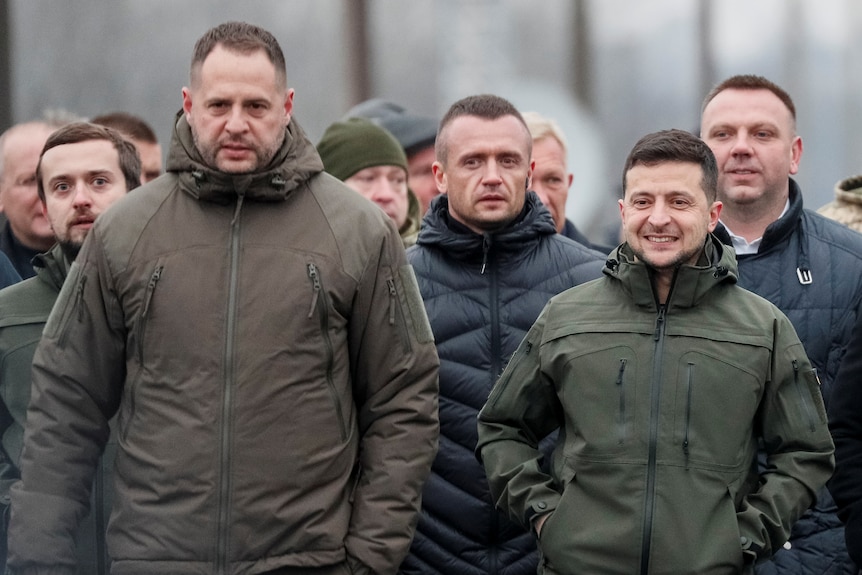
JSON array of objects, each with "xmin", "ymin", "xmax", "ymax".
[
  {"xmin": 616, "ymin": 359, "xmax": 628, "ymax": 445},
  {"xmin": 792, "ymin": 360, "xmax": 817, "ymax": 432},
  {"xmin": 387, "ymin": 277, "xmax": 412, "ymax": 354},
  {"xmin": 216, "ymin": 196, "xmax": 244, "ymax": 574},
  {"xmin": 308, "ymin": 263, "xmax": 347, "ymax": 440},
  {"xmin": 488, "ymin": 239, "xmax": 500, "ymax": 575},
  {"xmin": 640, "ymin": 304, "xmax": 667, "ymax": 575},
  {"xmin": 137, "ymin": 265, "xmax": 163, "ymax": 364},
  {"xmin": 683, "ymin": 362, "xmax": 694, "ymax": 466}
]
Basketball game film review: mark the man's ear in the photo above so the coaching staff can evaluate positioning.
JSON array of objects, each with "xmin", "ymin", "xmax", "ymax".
[
  {"xmin": 432, "ymin": 161, "xmax": 447, "ymax": 195},
  {"xmin": 182, "ymin": 87, "xmax": 193, "ymax": 119}
]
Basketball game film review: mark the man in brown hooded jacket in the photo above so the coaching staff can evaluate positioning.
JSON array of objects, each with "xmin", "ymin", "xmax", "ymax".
[{"xmin": 7, "ymin": 21, "xmax": 439, "ymax": 575}]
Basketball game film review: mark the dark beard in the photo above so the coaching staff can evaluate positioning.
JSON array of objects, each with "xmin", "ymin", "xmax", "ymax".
[{"xmin": 58, "ymin": 239, "xmax": 82, "ymax": 262}]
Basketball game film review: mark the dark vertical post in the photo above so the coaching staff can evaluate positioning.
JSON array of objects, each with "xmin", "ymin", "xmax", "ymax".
[
  {"xmin": 572, "ymin": 0, "xmax": 594, "ymax": 111},
  {"xmin": 698, "ymin": 0, "xmax": 715, "ymax": 102},
  {"xmin": 345, "ymin": 0, "xmax": 370, "ymax": 107},
  {"xmin": 0, "ymin": 0, "xmax": 11, "ymax": 132}
]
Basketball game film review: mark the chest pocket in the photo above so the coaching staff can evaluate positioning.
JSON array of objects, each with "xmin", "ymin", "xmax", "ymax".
[{"xmin": 671, "ymin": 347, "xmax": 767, "ymax": 469}]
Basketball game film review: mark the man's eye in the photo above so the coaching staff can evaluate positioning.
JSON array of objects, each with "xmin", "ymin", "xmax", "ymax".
[{"xmin": 93, "ymin": 177, "xmax": 109, "ymax": 187}]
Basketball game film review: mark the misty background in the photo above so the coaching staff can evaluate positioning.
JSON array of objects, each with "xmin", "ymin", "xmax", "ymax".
[{"xmin": 2, "ymin": 0, "xmax": 860, "ymax": 244}]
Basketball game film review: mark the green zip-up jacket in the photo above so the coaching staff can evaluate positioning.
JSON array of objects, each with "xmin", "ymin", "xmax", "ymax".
[
  {"xmin": 477, "ymin": 236, "xmax": 834, "ymax": 574},
  {"xmin": 0, "ymin": 244, "xmax": 113, "ymax": 574},
  {"xmin": 8, "ymin": 113, "xmax": 440, "ymax": 575}
]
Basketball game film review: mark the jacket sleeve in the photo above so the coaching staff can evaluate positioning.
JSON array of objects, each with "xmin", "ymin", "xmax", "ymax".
[
  {"xmin": 737, "ymin": 315, "xmax": 835, "ymax": 562},
  {"xmin": 476, "ymin": 309, "xmax": 563, "ymax": 532},
  {"xmin": 7, "ymin": 231, "xmax": 125, "ymax": 573},
  {"xmin": 827, "ymin": 310, "xmax": 862, "ymax": 568},
  {"xmin": 344, "ymin": 221, "xmax": 440, "ymax": 575}
]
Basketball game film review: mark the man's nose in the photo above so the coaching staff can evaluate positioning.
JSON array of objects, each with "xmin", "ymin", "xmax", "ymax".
[
  {"xmin": 647, "ymin": 201, "xmax": 671, "ymax": 226},
  {"xmin": 225, "ymin": 106, "xmax": 248, "ymax": 133},
  {"xmin": 482, "ymin": 161, "xmax": 503, "ymax": 184}
]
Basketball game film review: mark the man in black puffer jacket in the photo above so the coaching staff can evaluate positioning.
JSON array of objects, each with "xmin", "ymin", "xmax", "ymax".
[
  {"xmin": 400, "ymin": 95, "xmax": 604, "ymax": 575},
  {"xmin": 702, "ymin": 74, "xmax": 862, "ymax": 575}
]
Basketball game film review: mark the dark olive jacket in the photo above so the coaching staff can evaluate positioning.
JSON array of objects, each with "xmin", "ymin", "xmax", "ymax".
[{"xmin": 478, "ymin": 238, "xmax": 835, "ymax": 574}]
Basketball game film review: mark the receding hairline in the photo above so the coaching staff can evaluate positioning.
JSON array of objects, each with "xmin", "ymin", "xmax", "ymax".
[{"xmin": 189, "ymin": 43, "xmax": 288, "ymax": 91}]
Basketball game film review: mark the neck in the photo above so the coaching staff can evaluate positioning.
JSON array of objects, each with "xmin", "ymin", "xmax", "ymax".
[
  {"xmin": 653, "ymin": 271, "xmax": 673, "ymax": 305},
  {"xmin": 719, "ymin": 196, "xmax": 787, "ymax": 242}
]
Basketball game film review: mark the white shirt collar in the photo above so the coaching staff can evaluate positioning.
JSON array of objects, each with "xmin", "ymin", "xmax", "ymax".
[{"xmin": 720, "ymin": 199, "xmax": 790, "ymax": 255}]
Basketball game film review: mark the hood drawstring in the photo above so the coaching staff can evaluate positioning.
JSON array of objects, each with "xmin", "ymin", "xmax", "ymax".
[
  {"xmin": 480, "ymin": 234, "xmax": 492, "ymax": 275},
  {"xmin": 191, "ymin": 170, "xmax": 206, "ymax": 189}
]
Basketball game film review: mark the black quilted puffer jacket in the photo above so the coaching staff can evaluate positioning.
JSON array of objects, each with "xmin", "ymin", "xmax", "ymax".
[{"xmin": 401, "ymin": 193, "xmax": 604, "ymax": 575}]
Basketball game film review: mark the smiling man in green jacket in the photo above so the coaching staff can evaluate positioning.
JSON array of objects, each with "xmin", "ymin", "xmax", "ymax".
[{"xmin": 477, "ymin": 129, "xmax": 834, "ymax": 574}]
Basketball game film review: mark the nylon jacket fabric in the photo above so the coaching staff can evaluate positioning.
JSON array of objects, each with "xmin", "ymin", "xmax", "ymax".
[
  {"xmin": 560, "ymin": 218, "xmax": 614, "ymax": 255},
  {"xmin": 0, "ymin": 243, "xmax": 113, "ymax": 574},
  {"xmin": 7, "ymin": 113, "xmax": 440, "ymax": 575},
  {"xmin": 828, "ymin": 312, "xmax": 862, "ymax": 570},
  {"xmin": 714, "ymin": 179, "xmax": 862, "ymax": 575},
  {"xmin": 477, "ymin": 237, "xmax": 835, "ymax": 574},
  {"xmin": 401, "ymin": 193, "xmax": 604, "ymax": 575},
  {"xmin": 0, "ymin": 224, "xmax": 36, "ymax": 281}
]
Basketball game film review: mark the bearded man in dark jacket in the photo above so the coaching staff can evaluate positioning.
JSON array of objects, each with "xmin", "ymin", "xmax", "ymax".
[
  {"xmin": 400, "ymin": 94, "xmax": 604, "ymax": 575},
  {"xmin": 702, "ymin": 74, "xmax": 862, "ymax": 575}
]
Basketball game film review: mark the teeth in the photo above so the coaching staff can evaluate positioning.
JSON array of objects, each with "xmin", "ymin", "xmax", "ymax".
[{"xmin": 648, "ymin": 237, "xmax": 672, "ymax": 243}]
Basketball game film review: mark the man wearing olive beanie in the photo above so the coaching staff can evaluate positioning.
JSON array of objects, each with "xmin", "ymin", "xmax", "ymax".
[{"xmin": 318, "ymin": 117, "xmax": 422, "ymax": 247}]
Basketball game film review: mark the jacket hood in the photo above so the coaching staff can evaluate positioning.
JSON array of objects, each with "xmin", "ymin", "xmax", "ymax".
[
  {"xmin": 415, "ymin": 192, "xmax": 556, "ymax": 263},
  {"xmin": 32, "ymin": 243, "xmax": 72, "ymax": 292},
  {"xmin": 166, "ymin": 111, "xmax": 324, "ymax": 204},
  {"xmin": 399, "ymin": 188, "xmax": 422, "ymax": 247},
  {"xmin": 603, "ymin": 233, "xmax": 738, "ymax": 310},
  {"xmin": 835, "ymin": 174, "xmax": 862, "ymax": 203}
]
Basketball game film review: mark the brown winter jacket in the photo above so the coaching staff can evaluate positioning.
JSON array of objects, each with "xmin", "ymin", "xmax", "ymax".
[{"xmin": 7, "ymin": 113, "xmax": 440, "ymax": 575}]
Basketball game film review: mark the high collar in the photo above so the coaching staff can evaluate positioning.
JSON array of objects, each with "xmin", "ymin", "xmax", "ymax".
[
  {"xmin": 165, "ymin": 111, "xmax": 324, "ymax": 205},
  {"xmin": 603, "ymin": 234, "xmax": 738, "ymax": 311},
  {"xmin": 714, "ymin": 178, "xmax": 804, "ymax": 254},
  {"xmin": 415, "ymin": 192, "xmax": 557, "ymax": 263},
  {"xmin": 32, "ymin": 243, "xmax": 72, "ymax": 292}
]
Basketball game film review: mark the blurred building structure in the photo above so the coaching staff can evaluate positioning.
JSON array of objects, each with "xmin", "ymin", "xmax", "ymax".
[{"xmin": 3, "ymin": 0, "xmax": 860, "ymax": 244}]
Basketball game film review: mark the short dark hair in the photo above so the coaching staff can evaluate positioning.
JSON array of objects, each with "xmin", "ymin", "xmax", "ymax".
[
  {"xmin": 702, "ymin": 74, "xmax": 796, "ymax": 126},
  {"xmin": 91, "ymin": 112, "xmax": 159, "ymax": 144},
  {"xmin": 435, "ymin": 94, "xmax": 531, "ymax": 165},
  {"xmin": 37, "ymin": 122, "xmax": 141, "ymax": 202},
  {"xmin": 622, "ymin": 129, "xmax": 718, "ymax": 202},
  {"xmin": 190, "ymin": 21, "xmax": 286, "ymax": 89}
]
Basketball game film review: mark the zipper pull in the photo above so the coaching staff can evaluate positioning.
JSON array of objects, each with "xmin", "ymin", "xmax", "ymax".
[
  {"xmin": 387, "ymin": 279, "xmax": 397, "ymax": 325},
  {"xmin": 307, "ymin": 263, "xmax": 321, "ymax": 319},
  {"xmin": 653, "ymin": 305, "xmax": 666, "ymax": 341}
]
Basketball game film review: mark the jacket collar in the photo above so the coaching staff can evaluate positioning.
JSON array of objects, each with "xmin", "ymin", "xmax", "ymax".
[
  {"xmin": 32, "ymin": 243, "xmax": 72, "ymax": 292},
  {"xmin": 603, "ymin": 234, "xmax": 738, "ymax": 311},
  {"xmin": 415, "ymin": 191, "xmax": 557, "ymax": 263},
  {"xmin": 165, "ymin": 111, "xmax": 324, "ymax": 205},
  {"xmin": 714, "ymin": 178, "xmax": 804, "ymax": 253}
]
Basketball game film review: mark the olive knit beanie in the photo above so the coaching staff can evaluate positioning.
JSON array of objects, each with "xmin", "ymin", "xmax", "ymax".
[{"xmin": 317, "ymin": 117, "xmax": 408, "ymax": 181}]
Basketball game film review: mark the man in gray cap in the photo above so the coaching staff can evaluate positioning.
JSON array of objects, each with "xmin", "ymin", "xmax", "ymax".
[{"xmin": 346, "ymin": 99, "xmax": 439, "ymax": 215}]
